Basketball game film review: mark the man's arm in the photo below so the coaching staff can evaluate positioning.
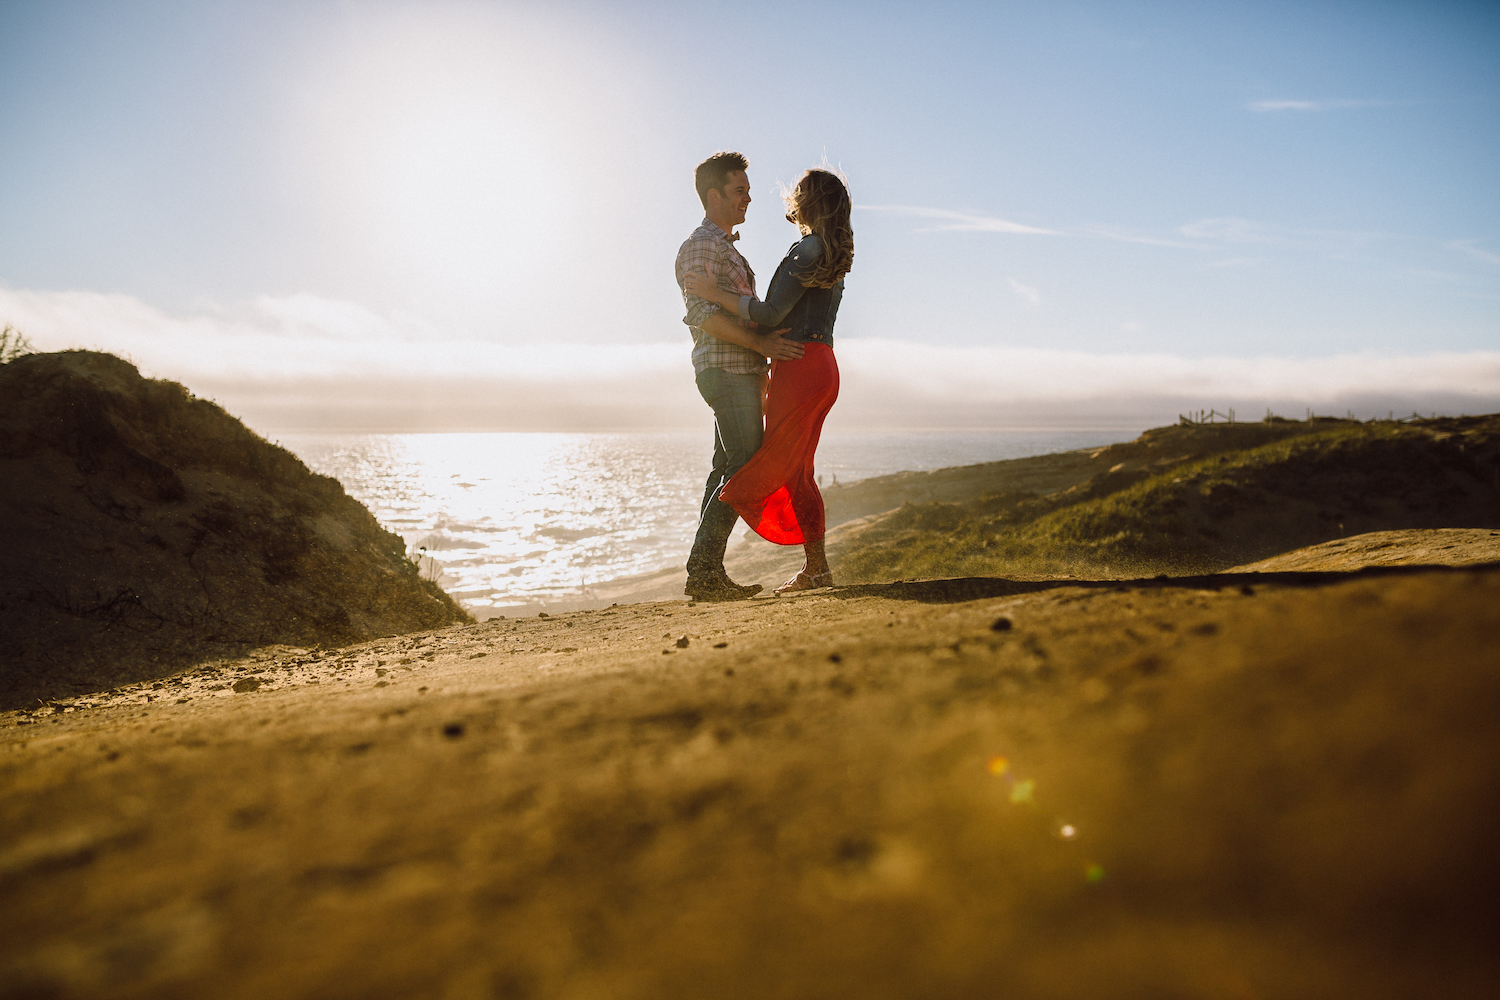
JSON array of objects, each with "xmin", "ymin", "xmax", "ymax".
[
  {"xmin": 676, "ymin": 235, "xmax": 725, "ymax": 330},
  {"xmin": 701, "ymin": 312, "xmax": 804, "ymax": 361}
]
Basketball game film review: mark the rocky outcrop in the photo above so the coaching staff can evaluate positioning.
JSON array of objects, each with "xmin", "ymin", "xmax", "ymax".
[{"xmin": 0, "ymin": 351, "xmax": 470, "ymax": 707}]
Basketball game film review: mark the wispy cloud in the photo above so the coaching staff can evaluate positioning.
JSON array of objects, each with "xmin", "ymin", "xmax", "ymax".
[
  {"xmin": 856, "ymin": 205, "xmax": 1056, "ymax": 235},
  {"xmin": 1178, "ymin": 217, "xmax": 1279, "ymax": 244},
  {"xmin": 1448, "ymin": 240, "xmax": 1500, "ymax": 266},
  {"xmin": 1177, "ymin": 216, "xmax": 1385, "ymax": 250},
  {"xmin": 1082, "ymin": 225, "xmax": 1204, "ymax": 249},
  {"xmin": 860, "ymin": 201, "xmax": 1492, "ymax": 290},
  {"xmin": 1007, "ymin": 277, "xmax": 1041, "ymax": 309},
  {"xmin": 1246, "ymin": 98, "xmax": 1401, "ymax": 113}
]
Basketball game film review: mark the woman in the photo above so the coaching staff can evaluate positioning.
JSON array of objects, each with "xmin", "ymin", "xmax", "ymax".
[{"xmin": 684, "ymin": 168, "xmax": 854, "ymax": 593}]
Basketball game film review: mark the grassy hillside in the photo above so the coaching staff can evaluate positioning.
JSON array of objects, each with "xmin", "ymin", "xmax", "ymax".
[
  {"xmin": 0, "ymin": 351, "xmax": 471, "ymax": 706},
  {"xmin": 832, "ymin": 415, "xmax": 1500, "ymax": 582},
  {"xmin": 819, "ymin": 419, "xmax": 1329, "ymax": 528}
]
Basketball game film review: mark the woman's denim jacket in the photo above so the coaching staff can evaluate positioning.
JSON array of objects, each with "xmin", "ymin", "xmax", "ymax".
[{"xmin": 736, "ymin": 234, "xmax": 843, "ymax": 346}]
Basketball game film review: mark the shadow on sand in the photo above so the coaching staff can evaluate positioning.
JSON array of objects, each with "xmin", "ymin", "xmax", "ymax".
[{"xmin": 823, "ymin": 560, "xmax": 1500, "ymax": 605}]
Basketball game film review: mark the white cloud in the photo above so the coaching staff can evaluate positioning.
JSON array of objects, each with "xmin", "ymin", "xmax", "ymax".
[
  {"xmin": 836, "ymin": 339, "xmax": 1500, "ymax": 403},
  {"xmin": 856, "ymin": 205, "xmax": 1057, "ymax": 235},
  {"xmin": 1246, "ymin": 98, "xmax": 1398, "ymax": 112},
  {"xmin": 0, "ymin": 288, "xmax": 679, "ymax": 382},
  {"xmin": 1249, "ymin": 99, "xmax": 1322, "ymax": 112},
  {"xmin": 1007, "ymin": 277, "xmax": 1041, "ymax": 309},
  {"xmin": 4, "ymin": 288, "xmax": 1496, "ymax": 432},
  {"xmin": 0, "ymin": 287, "xmax": 699, "ymax": 432},
  {"xmin": 831, "ymin": 340, "xmax": 1500, "ymax": 427}
]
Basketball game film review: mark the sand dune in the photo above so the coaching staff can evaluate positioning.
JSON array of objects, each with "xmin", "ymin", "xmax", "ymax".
[{"xmin": 3, "ymin": 531, "xmax": 1497, "ymax": 999}]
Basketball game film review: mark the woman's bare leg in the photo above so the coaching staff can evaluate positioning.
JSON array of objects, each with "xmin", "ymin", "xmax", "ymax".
[
  {"xmin": 776, "ymin": 477, "xmax": 832, "ymax": 591},
  {"xmin": 794, "ymin": 470, "xmax": 830, "ymax": 580},
  {"xmin": 776, "ymin": 538, "xmax": 832, "ymax": 592},
  {"xmin": 802, "ymin": 537, "xmax": 830, "ymax": 578}
]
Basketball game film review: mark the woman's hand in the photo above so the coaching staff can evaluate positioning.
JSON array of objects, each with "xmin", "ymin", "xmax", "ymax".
[
  {"xmin": 684, "ymin": 269, "xmax": 735, "ymax": 310},
  {"xmin": 683, "ymin": 269, "xmax": 713, "ymax": 299}
]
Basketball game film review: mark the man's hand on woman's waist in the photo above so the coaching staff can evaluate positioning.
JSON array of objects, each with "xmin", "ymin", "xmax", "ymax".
[
  {"xmin": 755, "ymin": 328, "xmax": 804, "ymax": 361},
  {"xmin": 699, "ymin": 312, "xmax": 803, "ymax": 361}
]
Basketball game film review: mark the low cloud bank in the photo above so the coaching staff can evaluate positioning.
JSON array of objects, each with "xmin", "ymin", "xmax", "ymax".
[
  {"xmin": 4, "ymin": 288, "xmax": 1497, "ymax": 434},
  {"xmin": 838, "ymin": 340, "xmax": 1500, "ymax": 429}
]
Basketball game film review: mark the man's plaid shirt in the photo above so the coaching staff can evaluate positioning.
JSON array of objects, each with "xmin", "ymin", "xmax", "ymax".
[{"xmin": 676, "ymin": 218, "xmax": 768, "ymax": 375}]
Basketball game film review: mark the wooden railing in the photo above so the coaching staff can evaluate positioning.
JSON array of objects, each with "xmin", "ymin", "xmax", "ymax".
[{"xmin": 1177, "ymin": 408, "xmax": 1236, "ymax": 425}]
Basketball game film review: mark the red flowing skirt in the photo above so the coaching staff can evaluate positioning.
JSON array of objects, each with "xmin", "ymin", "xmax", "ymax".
[{"xmin": 719, "ymin": 342, "xmax": 839, "ymax": 545}]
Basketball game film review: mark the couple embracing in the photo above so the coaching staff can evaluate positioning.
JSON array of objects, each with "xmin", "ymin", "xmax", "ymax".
[{"xmin": 675, "ymin": 151, "xmax": 854, "ymax": 602}]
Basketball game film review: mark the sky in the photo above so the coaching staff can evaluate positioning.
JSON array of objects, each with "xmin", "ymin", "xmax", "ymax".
[{"xmin": 1, "ymin": 0, "xmax": 1497, "ymax": 432}]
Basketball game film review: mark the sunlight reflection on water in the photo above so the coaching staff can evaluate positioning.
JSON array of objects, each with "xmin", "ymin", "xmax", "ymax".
[
  {"xmin": 280, "ymin": 428, "xmax": 1138, "ymax": 610},
  {"xmin": 282, "ymin": 431, "xmax": 703, "ymax": 609}
]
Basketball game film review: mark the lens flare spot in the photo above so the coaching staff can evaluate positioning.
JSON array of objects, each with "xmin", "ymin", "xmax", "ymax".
[
  {"xmin": 986, "ymin": 755, "xmax": 1010, "ymax": 776},
  {"xmin": 1086, "ymin": 863, "xmax": 1105, "ymax": 883},
  {"xmin": 1058, "ymin": 824, "xmax": 1077, "ymax": 840},
  {"xmin": 1009, "ymin": 779, "xmax": 1035, "ymax": 804}
]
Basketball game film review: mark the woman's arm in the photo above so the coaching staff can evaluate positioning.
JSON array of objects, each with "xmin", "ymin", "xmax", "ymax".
[
  {"xmin": 736, "ymin": 235, "xmax": 826, "ymax": 328},
  {"xmin": 681, "ymin": 269, "xmax": 743, "ymax": 313},
  {"xmin": 685, "ymin": 234, "xmax": 827, "ymax": 327},
  {"xmin": 681, "ymin": 263, "xmax": 803, "ymax": 359}
]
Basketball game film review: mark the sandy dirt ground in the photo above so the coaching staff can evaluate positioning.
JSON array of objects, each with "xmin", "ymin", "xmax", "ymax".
[
  {"xmin": 1230, "ymin": 527, "xmax": 1500, "ymax": 571},
  {"xmin": 3, "ymin": 533, "xmax": 1498, "ymax": 999}
]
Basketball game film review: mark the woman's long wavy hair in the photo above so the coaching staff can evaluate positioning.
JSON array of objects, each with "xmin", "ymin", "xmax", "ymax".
[{"xmin": 785, "ymin": 168, "xmax": 853, "ymax": 288}]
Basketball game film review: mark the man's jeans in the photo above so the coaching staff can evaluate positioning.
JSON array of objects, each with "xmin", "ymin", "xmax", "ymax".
[{"xmin": 686, "ymin": 366, "xmax": 764, "ymax": 580}]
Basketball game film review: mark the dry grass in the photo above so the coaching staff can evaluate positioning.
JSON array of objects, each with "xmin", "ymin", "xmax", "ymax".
[{"xmin": 832, "ymin": 416, "xmax": 1500, "ymax": 583}]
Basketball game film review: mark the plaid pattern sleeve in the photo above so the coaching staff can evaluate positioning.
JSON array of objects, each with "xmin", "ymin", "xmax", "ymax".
[
  {"xmin": 676, "ymin": 220, "xmax": 767, "ymax": 376},
  {"xmin": 676, "ymin": 229, "xmax": 726, "ymax": 331}
]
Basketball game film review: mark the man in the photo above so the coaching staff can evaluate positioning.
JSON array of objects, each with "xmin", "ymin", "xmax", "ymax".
[{"xmin": 676, "ymin": 151, "xmax": 803, "ymax": 601}]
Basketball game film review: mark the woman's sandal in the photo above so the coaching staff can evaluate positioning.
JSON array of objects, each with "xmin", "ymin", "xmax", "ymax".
[{"xmin": 774, "ymin": 570, "xmax": 834, "ymax": 594}]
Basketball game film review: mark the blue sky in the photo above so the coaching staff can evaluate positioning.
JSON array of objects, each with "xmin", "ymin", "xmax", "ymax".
[{"xmin": 1, "ymin": 0, "xmax": 1496, "ymax": 430}]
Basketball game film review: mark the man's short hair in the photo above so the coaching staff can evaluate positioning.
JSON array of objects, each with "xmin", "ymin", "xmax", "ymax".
[{"xmin": 695, "ymin": 151, "xmax": 749, "ymax": 211}]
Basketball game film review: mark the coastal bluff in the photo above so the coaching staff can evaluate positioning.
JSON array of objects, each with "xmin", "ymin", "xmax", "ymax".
[
  {"xmin": 593, "ymin": 414, "xmax": 1500, "ymax": 609},
  {"xmin": 0, "ymin": 351, "xmax": 469, "ymax": 708},
  {"xmin": 3, "ymin": 357, "xmax": 1498, "ymax": 997}
]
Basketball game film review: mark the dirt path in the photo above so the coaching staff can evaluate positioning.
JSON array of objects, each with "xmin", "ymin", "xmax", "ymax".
[{"xmin": 3, "ymin": 538, "xmax": 1498, "ymax": 999}]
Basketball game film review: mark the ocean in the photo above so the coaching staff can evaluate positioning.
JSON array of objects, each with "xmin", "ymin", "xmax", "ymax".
[{"xmin": 279, "ymin": 428, "xmax": 1139, "ymax": 612}]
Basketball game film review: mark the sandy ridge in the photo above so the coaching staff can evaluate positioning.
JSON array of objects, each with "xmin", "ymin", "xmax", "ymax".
[{"xmin": 2, "ymin": 532, "xmax": 1498, "ymax": 998}]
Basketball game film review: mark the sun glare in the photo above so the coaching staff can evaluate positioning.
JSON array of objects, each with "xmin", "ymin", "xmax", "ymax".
[{"xmin": 277, "ymin": 6, "xmax": 644, "ymax": 331}]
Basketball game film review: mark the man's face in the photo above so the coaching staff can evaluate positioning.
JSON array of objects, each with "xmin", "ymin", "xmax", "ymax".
[{"xmin": 713, "ymin": 170, "xmax": 751, "ymax": 228}]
